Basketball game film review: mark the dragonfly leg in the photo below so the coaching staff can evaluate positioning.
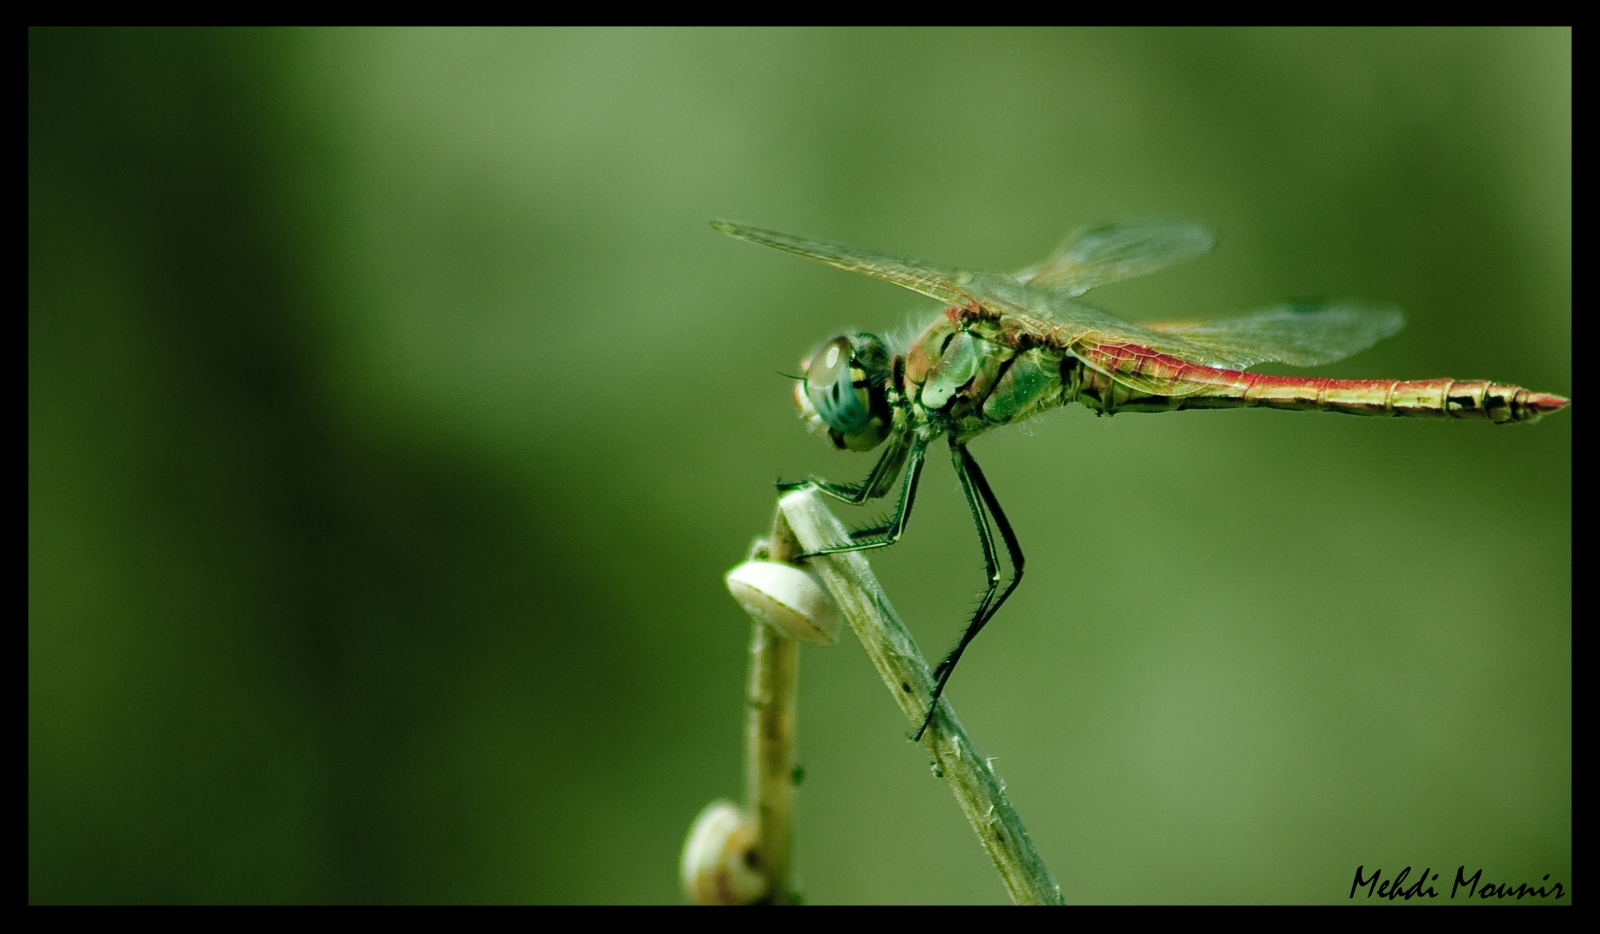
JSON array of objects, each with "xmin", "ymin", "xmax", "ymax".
[
  {"xmin": 915, "ymin": 443, "xmax": 1026, "ymax": 742},
  {"xmin": 777, "ymin": 434, "xmax": 908, "ymax": 506},
  {"xmin": 800, "ymin": 440, "xmax": 927, "ymax": 558}
]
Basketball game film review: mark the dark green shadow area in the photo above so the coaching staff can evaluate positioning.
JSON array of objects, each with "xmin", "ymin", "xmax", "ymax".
[{"xmin": 30, "ymin": 29, "xmax": 658, "ymax": 903}]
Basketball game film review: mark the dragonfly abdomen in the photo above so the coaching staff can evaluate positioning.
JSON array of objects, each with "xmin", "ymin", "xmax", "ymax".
[
  {"xmin": 1079, "ymin": 356, "xmax": 1568, "ymax": 424},
  {"xmin": 1232, "ymin": 374, "xmax": 1565, "ymax": 422}
]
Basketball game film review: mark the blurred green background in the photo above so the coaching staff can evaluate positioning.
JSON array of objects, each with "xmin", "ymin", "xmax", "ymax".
[{"xmin": 30, "ymin": 28, "xmax": 1569, "ymax": 904}]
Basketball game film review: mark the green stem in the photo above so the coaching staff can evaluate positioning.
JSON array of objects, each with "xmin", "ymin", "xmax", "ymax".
[
  {"xmin": 780, "ymin": 488, "xmax": 1064, "ymax": 906},
  {"xmin": 746, "ymin": 507, "xmax": 802, "ymax": 904}
]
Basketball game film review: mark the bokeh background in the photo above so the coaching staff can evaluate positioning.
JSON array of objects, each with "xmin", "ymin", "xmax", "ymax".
[{"xmin": 30, "ymin": 28, "xmax": 1569, "ymax": 904}]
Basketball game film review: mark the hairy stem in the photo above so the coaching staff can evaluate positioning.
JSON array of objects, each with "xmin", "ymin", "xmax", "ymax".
[{"xmin": 780, "ymin": 488, "xmax": 1063, "ymax": 906}]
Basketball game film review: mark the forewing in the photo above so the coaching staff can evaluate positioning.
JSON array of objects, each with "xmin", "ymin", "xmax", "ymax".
[
  {"xmin": 1143, "ymin": 304, "xmax": 1407, "ymax": 368},
  {"xmin": 713, "ymin": 220, "xmax": 994, "ymax": 308},
  {"xmin": 1017, "ymin": 220, "xmax": 1217, "ymax": 295}
]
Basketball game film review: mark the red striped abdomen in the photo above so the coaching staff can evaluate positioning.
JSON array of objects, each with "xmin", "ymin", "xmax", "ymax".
[{"xmin": 1073, "ymin": 344, "xmax": 1568, "ymax": 424}]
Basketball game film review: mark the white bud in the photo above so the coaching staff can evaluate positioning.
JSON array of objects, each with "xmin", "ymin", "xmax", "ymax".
[
  {"xmin": 680, "ymin": 800, "xmax": 767, "ymax": 905},
  {"xmin": 725, "ymin": 560, "xmax": 841, "ymax": 646}
]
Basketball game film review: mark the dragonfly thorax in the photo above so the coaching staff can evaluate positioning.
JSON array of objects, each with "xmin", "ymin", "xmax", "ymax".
[{"xmin": 795, "ymin": 333, "xmax": 893, "ymax": 451}]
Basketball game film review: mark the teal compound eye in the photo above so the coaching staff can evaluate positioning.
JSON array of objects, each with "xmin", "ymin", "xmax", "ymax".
[{"xmin": 805, "ymin": 335, "xmax": 871, "ymax": 436}]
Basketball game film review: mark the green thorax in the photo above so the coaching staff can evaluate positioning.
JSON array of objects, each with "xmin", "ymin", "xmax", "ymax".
[{"xmin": 900, "ymin": 312, "xmax": 1077, "ymax": 442}]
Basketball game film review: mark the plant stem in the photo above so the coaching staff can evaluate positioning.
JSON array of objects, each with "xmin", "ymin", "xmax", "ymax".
[
  {"xmin": 745, "ymin": 507, "xmax": 803, "ymax": 904},
  {"xmin": 779, "ymin": 488, "xmax": 1064, "ymax": 906}
]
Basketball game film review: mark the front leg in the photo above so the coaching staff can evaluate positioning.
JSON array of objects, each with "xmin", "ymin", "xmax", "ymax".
[
  {"xmin": 777, "ymin": 433, "xmax": 910, "ymax": 506},
  {"xmin": 800, "ymin": 439, "xmax": 928, "ymax": 558}
]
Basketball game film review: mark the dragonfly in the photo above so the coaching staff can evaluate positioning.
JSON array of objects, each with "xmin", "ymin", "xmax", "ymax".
[{"xmin": 714, "ymin": 219, "xmax": 1569, "ymax": 741}]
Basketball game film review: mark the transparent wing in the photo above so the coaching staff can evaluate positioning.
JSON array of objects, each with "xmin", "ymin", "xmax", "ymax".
[
  {"xmin": 713, "ymin": 220, "xmax": 996, "ymax": 308},
  {"xmin": 717, "ymin": 222, "xmax": 1405, "ymax": 379},
  {"xmin": 1142, "ymin": 304, "xmax": 1407, "ymax": 368},
  {"xmin": 715, "ymin": 219, "xmax": 1228, "ymax": 362},
  {"xmin": 1015, "ymin": 220, "xmax": 1217, "ymax": 296}
]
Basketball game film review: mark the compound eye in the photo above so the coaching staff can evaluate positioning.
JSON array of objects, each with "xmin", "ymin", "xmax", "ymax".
[{"xmin": 805, "ymin": 336, "xmax": 871, "ymax": 435}]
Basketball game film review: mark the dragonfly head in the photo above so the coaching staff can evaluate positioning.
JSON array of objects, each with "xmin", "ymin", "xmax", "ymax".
[{"xmin": 795, "ymin": 334, "xmax": 892, "ymax": 452}]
